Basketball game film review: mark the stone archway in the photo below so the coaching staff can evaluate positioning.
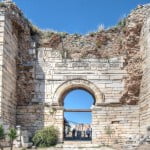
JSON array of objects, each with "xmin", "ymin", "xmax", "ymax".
[
  {"xmin": 53, "ymin": 79, "xmax": 104, "ymax": 106},
  {"xmin": 52, "ymin": 79, "xmax": 104, "ymax": 142}
]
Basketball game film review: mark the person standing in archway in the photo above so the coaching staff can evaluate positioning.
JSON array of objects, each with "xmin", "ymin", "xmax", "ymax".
[
  {"xmin": 86, "ymin": 127, "xmax": 91, "ymax": 138},
  {"xmin": 72, "ymin": 128, "xmax": 76, "ymax": 139}
]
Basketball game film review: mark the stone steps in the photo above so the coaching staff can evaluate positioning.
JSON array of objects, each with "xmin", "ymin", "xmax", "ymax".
[
  {"xmin": 62, "ymin": 141, "xmax": 95, "ymax": 147},
  {"xmin": 56, "ymin": 141, "xmax": 114, "ymax": 149},
  {"xmin": 56, "ymin": 144, "xmax": 115, "ymax": 150},
  {"xmin": 63, "ymin": 141, "xmax": 92, "ymax": 144}
]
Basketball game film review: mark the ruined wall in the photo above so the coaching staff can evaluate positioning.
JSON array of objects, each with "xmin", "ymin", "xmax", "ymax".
[
  {"xmin": 36, "ymin": 5, "xmax": 150, "ymax": 105},
  {"xmin": 0, "ymin": 4, "xmax": 18, "ymax": 126},
  {"xmin": 16, "ymin": 47, "xmax": 127, "ymax": 141},
  {"xmin": 0, "ymin": 1, "xmax": 35, "ymax": 126},
  {"xmin": 139, "ymin": 16, "xmax": 150, "ymax": 135},
  {"xmin": 1, "ymin": 13, "xmax": 18, "ymax": 125},
  {"xmin": 0, "ymin": 6, "xmax": 5, "ymax": 123},
  {"xmin": 0, "ymin": 1, "xmax": 149, "ymax": 147}
]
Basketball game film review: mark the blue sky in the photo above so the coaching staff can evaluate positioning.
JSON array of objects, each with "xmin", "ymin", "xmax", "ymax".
[
  {"xmin": 64, "ymin": 89, "xmax": 94, "ymax": 109},
  {"xmin": 13, "ymin": 0, "xmax": 150, "ymax": 34},
  {"xmin": 64, "ymin": 89, "xmax": 94, "ymax": 124}
]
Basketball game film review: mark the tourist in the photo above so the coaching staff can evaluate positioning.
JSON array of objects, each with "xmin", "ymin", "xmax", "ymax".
[
  {"xmin": 77, "ymin": 130, "xmax": 81, "ymax": 139},
  {"xmin": 86, "ymin": 128, "xmax": 91, "ymax": 138},
  {"xmin": 72, "ymin": 128, "xmax": 76, "ymax": 139}
]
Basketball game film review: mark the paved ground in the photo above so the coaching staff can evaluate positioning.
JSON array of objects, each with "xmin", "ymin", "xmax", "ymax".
[
  {"xmin": 35, "ymin": 148, "xmax": 115, "ymax": 150},
  {"xmin": 4, "ymin": 143, "xmax": 150, "ymax": 150},
  {"xmin": 4, "ymin": 147, "xmax": 116, "ymax": 150}
]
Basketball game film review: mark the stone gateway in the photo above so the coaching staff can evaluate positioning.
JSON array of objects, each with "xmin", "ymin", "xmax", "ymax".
[{"xmin": 0, "ymin": 1, "xmax": 150, "ymax": 149}]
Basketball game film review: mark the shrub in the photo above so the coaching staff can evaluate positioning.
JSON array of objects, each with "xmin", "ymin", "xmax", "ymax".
[
  {"xmin": 0, "ymin": 125, "xmax": 5, "ymax": 150},
  {"xmin": 7, "ymin": 128, "xmax": 17, "ymax": 150},
  {"xmin": 0, "ymin": 125, "xmax": 4, "ymax": 140},
  {"xmin": 32, "ymin": 126, "xmax": 59, "ymax": 147},
  {"xmin": 117, "ymin": 18, "xmax": 126, "ymax": 27}
]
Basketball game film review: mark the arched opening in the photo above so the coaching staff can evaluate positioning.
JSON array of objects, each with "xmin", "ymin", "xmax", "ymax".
[
  {"xmin": 63, "ymin": 89, "xmax": 95, "ymax": 141},
  {"xmin": 53, "ymin": 79, "xmax": 104, "ymax": 142}
]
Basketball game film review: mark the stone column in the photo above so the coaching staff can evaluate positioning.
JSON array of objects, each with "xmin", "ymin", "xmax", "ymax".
[{"xmin": 55, "ymin": 107, "xmax": 64, "ymax": 143}]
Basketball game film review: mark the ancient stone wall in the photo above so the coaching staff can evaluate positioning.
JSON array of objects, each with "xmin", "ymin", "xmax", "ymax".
[
  {"xmin": 17, "ymin": 105, "xmax": 64, "ymax": 142},
  {"xmin": 1, "ymin": 14, "xmax": 18, "ymax": 126},
  {"xmin": 16, "ymin": 47, "xmax": 127, "ymax": 142},
  {"xmin": 92, "ymin": 105, "xmax": 139, "ymax": 144},
  {"xmin": 0, "ymin": 7, "xmax": 5, "ymax": 123},
  {"xmin": 0, "ymin": 5, "xmax": 18, "ymax": 126},
  {"xmin": 35, "ymin": 48, "xmax": 126, "ymax": 105},
  {"xmin": 0, "ymin": 1, "xmax": 35, "ymax": 126},
  {"xmin": 139, "ymin": 16, "xmax": 150, "ymax": 135},
  {"xmin": 0, "ymin": 1, "xmax": 149, "ymax": 147}
]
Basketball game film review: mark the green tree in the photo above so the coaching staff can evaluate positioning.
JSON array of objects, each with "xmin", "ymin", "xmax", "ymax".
[
  {"xmin": 0, "ymin": 125, "xmax": 5, "ymax": 150},
  {"xmin": 8, "ymin": 128, "xmax": 17, "ymax": 150}
]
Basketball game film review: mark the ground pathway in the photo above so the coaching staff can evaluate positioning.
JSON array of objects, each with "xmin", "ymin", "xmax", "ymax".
[
  {"xmin": 4, "ymin": 147, "xmax": 116, "ymax": 150},
  {"xmin": 3, "ymin": 143, "xmax": 150, "ymax": 150}
]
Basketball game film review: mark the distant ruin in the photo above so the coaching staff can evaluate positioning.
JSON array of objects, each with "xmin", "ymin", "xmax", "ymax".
[{"xmin": 0, "ymin": 1, "xmax": 150, "ymax": 149}]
